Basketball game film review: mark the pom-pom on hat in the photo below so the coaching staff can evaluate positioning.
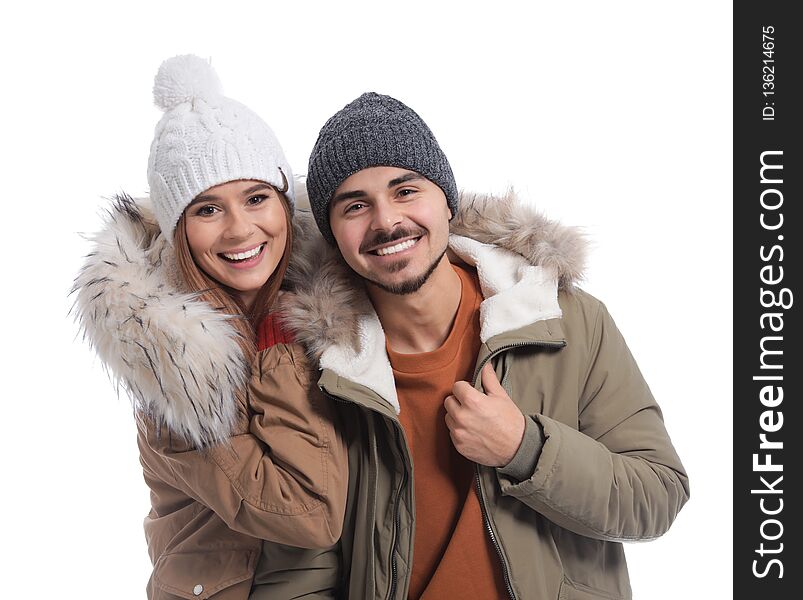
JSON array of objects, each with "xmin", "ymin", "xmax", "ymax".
[{"xmin": 147, "ymin": 55, "xmax": 294, "ymax": 243}]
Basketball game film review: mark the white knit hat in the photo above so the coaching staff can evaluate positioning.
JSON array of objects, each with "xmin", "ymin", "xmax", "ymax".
[{"xmin": 147, "ymin": 55, "xmax": 295, "ymax": 243}]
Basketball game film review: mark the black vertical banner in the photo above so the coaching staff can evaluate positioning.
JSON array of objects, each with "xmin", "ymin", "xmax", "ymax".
[{"xmin": 734, "ymin": 4, "xmax": 801, "ymax": 597}]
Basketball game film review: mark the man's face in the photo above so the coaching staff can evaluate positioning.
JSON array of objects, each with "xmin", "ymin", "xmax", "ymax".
[{"xmin": 329, "ymin": 166, "xmax": 452, "ymax": 295}]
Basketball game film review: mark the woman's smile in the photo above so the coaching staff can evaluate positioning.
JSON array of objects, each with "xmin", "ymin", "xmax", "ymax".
[
  {"xmin": 218, "ymin": 242, "xmax": 267, "ymax": 269},
  {"xmin": 184, "ymin": 179, "xmax": 288, "ymax": 308}
]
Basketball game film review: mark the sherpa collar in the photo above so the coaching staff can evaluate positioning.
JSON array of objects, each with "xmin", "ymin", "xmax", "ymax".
[{"xmin": 280, "ymin": 190, "xmax": 588, "ymax": 414}]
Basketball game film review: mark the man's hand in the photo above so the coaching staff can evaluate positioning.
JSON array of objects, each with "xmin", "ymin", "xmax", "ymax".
[{"xmin": 444, "ymin": 363, "xmax": 526, "ymax": 467}]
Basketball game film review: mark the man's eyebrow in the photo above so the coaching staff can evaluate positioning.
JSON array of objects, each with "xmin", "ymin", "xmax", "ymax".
[
  {"xmin": 331, "ymin": 189, "xmax": 367, "ymax": 207},
  {"xmin": 330, "ymin": 173, "xmax": 425, "ymax": 207},
  {"xmin": 188, "ymin": 183, "xmax": 273, "ymax": 207},
  {"xmin": 388, "ymin": 173, "xmax": 424, "ymax": 187}
]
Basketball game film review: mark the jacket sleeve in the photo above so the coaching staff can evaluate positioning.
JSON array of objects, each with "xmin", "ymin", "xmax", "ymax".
[
  {"xmin": 137, "ymin": 343, "xmax": 349, "ymax": 548},
  {"xmin": 496, "ymin": 300, "xmax": 690, "ymax": 542}
]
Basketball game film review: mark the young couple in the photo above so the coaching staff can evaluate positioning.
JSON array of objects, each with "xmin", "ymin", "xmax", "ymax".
[{"xmin": 74, "ymin": 55, "xmax": 689, "ymax": 600}]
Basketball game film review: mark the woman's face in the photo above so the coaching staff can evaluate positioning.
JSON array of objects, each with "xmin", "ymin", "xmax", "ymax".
[{"xmin": 184, "ymin": 179, "xmax": 288, "ymax": 309}]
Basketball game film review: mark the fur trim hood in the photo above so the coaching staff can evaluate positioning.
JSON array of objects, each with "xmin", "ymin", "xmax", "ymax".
[
  {"xmin": 280, "ymin": 189, "xmax": 588, "ymax": 412},
  {"xmin": 71, "ymin": 195, "xmax": 248, "ymax": 448},
  {"xmin": 73, "ymin": 187, "xmax": 587, "ymax": 434},
  {"xmin": 449, "ymin": 190, "xmax": 587, "ymax": 291},
  {"xmin": 282, "ymin": 189, "xmax": 588, "ymax": 361}
]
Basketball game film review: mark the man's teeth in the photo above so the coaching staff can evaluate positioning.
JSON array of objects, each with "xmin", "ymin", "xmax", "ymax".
[
  {"xmin": 223, "ymin": 244, "xmax": 263, "ymax": 261},
  {"xmin": 376, "ymin": 239, "xmax": 416, "ymax": 256}
]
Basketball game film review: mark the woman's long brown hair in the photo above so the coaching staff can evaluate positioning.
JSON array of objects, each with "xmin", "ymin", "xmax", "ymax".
[{"xmin": 173, "ymin": 188, "xmax": 294, "ymax": 367}]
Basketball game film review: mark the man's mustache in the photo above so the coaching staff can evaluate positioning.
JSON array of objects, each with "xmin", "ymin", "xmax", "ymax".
[{"xmin": 360, "ymin": 227, "xmax": 426, "ymax": 253}]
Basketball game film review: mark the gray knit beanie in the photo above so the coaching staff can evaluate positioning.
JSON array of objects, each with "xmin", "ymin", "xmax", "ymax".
[{"xmin": 306, "ymin": 92, "xmax": 458, "ymax": 244}]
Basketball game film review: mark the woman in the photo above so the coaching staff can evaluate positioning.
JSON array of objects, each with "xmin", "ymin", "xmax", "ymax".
[{"xmin": 72, "ymin": 55, "xmax": 347, "ymax": 599}]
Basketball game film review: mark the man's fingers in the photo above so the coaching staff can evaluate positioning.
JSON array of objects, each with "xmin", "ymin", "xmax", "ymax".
[
  {"xmin": 444, "ymin": 394, "xmax": 460, "ymax": 414},
  {"xmin": 452, "ymin": 380, "xmax": 474, "ymax": 400},
  {"xmin": 444, "ymin": 410, "xmax": 457, "ymax": 431},
  {"xmin": 480, "ymin": 362, "xmax": 505, "ymax": 395}
]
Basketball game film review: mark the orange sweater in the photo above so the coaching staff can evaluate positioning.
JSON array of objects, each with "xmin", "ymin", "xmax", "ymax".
[{"xmin": 387, "ymin": 265, "xmax": 505, "ymax": 600}]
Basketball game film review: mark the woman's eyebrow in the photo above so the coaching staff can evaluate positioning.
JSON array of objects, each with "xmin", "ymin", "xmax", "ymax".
[
  {"xmin": 189, "ymin": 183, "xmax": 273, "ymax": 207},
  {"xmin": 241, "ymin": 183, "xmax": 273, "ymax": 196},
  {"xmin": 188, "ymin": 194, "xmax": 218, "ymax": 207}
]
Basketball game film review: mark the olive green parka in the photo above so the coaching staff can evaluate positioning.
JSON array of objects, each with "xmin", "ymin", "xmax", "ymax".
[{"xmin": 278, "ymin": 190, "xmax": 690, "ymax": 600}]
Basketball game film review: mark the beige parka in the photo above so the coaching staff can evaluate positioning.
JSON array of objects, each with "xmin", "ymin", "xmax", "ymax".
[{"xmin": 72, "ymin": 196, "xmax": 348, "ymax": 599}]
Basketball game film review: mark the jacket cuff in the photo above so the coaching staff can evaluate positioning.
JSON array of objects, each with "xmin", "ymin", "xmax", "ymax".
[{"xmin": 497, "ymin": 415, "xmax": 544, "ymax": 482}]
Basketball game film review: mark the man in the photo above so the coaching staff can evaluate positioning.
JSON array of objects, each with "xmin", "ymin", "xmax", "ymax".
[{"xmin": 283, "ymin": 92, "xmax": 689, "ymax": 599}]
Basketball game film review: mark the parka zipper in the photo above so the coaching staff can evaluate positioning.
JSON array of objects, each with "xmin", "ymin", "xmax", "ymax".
[
  {"xmin": 471, "ymin": 339, "xmax": 567, "ymax": 600},
  {"xmin": 471, "ymin": 340, "xmax": 566, "ymax": 384},
  {"xmin": 321, "ymin": 388, "xmax": 411, "ymax": 600},
  {"xmin": 475, "ymin": 467, "xmax": 516, "ymax": 600},
  {"xmin": 320, "ymin": 338, "xmax": 564, "ymax": 600},
  {"xmin": 386, "ymin": 426, "xmax": 407, "ymax": 600}
]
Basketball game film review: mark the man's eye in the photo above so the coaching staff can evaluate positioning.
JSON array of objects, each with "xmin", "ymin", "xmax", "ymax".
[
  {"xmin": 345, "ymin": 202, "xmax": 367, "ymax": 213},
  {"xmin": 397, "ymin": 188, "xmax": 416, "ymax": 197}
]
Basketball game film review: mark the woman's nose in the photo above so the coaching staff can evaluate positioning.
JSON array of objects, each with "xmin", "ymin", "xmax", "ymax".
[{"xmin": 223, "ymin": 209, "xmax": 255, "ymax": 240}]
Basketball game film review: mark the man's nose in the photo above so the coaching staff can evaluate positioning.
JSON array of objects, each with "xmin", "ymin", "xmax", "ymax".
[{"xmin": 370, "ymin": 200, "xmax": 403, "ymax": 231}]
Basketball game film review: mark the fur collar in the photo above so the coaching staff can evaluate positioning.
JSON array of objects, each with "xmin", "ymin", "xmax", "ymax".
[
  {"xmin": 73, "ymin": 188, "xmax": 587, "ymax": 432},
  {"xmin": 279, "ymin": 189, "xmax": 588, "ymax": 412},
  {"xmin": 449, "ymin": 190, "xmax": 587, "ymax": 291},
  {"xmin": 71, "ymin": 195, "xmax": 248, "ymax": 448}
]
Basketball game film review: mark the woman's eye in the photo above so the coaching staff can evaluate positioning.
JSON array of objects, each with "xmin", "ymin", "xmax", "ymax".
[
  {"xmin": 195, "ymin": 205, "xmax": 217, "ymax": 216},
  {"xmin": 248, "ymin": 194, "xmax": 268, "ymax": 206}
]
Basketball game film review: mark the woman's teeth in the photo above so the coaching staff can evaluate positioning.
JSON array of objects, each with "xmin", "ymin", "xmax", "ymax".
[
  {"xmin": 222, "ymin": 244, "xmax": 263, "ymax": 262},
  {"xmin": 376, "ymin": 238, "xmax": 417, "ymax": 256}
]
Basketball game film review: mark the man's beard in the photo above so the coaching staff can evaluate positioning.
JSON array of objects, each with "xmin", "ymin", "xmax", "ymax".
[
  {"xmin": 364, "ymin": 246, "xmax": 448, "ymax": 295},
  {"xmin": 352, "ymin": 225, "xmax": 448, "ymax": 295}
]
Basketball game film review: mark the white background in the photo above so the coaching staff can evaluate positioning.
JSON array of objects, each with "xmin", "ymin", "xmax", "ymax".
[{"xmin": 1, "ymin": 1, "xmax": 732, "ymax": 598}]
